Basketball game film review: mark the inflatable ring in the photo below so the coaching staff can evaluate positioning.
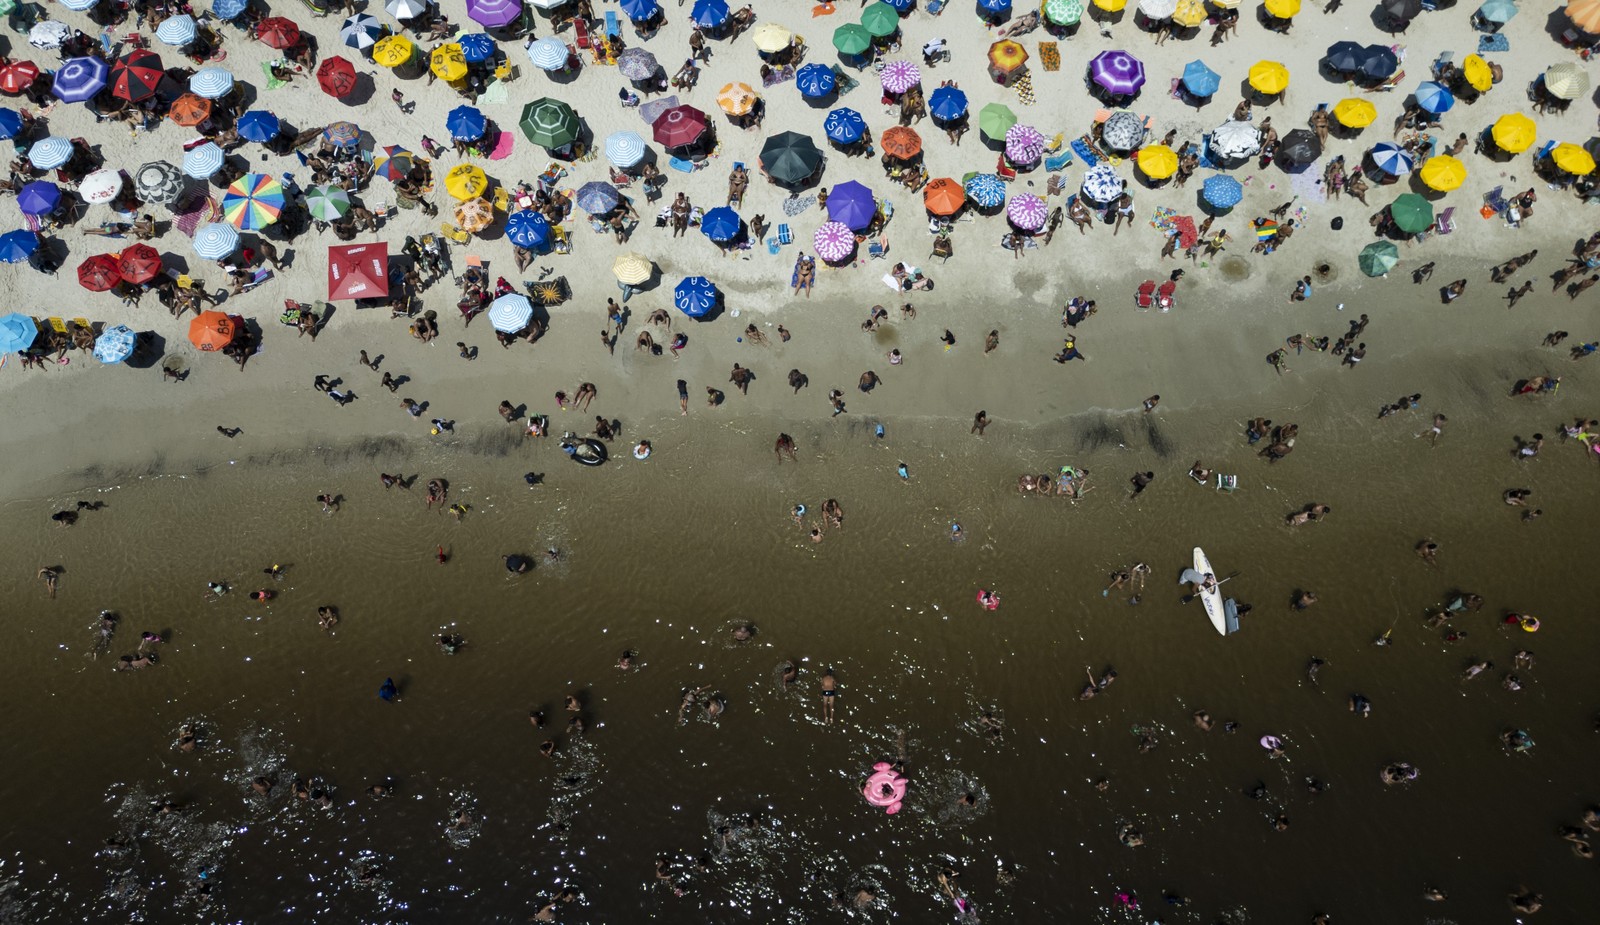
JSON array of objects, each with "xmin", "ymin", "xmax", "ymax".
[
  {"xmin": 975, "ymin": 589, "xmax": 1000, "ymax": 611},
  {"xmin": 1519, "ymin": 615, "xmax": 1540, "ymax": 633},
  {"xmin": 633, "ymin": 442, "xmax": 651, "ymax": 460},
  {"xmin": 863, "ymin": 762, "xmax": 907, "ymax": 814},
  {"xmin": 563, "ymin": 438, "xmax": 608, "ymax": 467},
  {"xmin": 1259, "ymin": 734, "xmax": 1284, "ymax": 752}
]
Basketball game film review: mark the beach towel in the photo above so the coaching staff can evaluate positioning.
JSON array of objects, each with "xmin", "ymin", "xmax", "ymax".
[
  {"xmin": 639, "ymin": 95, "xmax": 679, "ymax": 125},
  {"xmin": 1477, "ymin": 33, "xmax": 1508, "ymax": 53},
  {"xmin": 1070, "ymin": 139, "xmax": 1099, "ymax": 167},
  {"xmin": 1288, "ymin": 168, "xmax": 1326, "ymax": 204},
  {"xmin": 1013, "ymin": 72, "xmax": 1036, "ymax": 106},
  {"xmin": 259, "ymin": 61, "xmax": 289, "ymax": 91},
  {"xmin": 668, "ymin": 156, "xmax": 696, "ymax": 172},
  {"xmin": 173, "ymin": 195, "xmax": 221, "ymax": 237},
  {"xmin": 1038, "ymin": 41, "xmax": 1060, "ymax": 72},
  {"xmin": 489, "ymin": 131, "xmax": 515, "ymax": 160},
  {"xmin": 781, "ymin": 196, "xmax": 814, "ymax": 216},
  {"xmin": 1045, "ymin": 151, "xmax": 1073, "ymax": 171},
  {"xmin": 812, "ymin": 2, "xmax": 837, "ymax": 14}
]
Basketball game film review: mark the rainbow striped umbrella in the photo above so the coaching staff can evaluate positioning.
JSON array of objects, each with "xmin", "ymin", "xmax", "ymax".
[{"xmin": 221, "ymin": 173, "xmax": 285, "ymax": 230}]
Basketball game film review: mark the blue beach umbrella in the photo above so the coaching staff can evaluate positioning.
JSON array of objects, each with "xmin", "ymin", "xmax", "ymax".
[
  {"xmin": 156, "ymin": 15, "xmax": 197, "ymax": 46},
  {"xmin": 0, "ymin": 108, "xmax": 22, "ymax": 140},
  {"xmin": 1181, "ymin": 60, "xmax": 1220, "ymax": 97},
  {"xmin": 1477, "ymin": 0, "xmax": 1517, "ymax": 24},
  {"xmin": 691, "ymin": 0, "xmax": 729, "ymax": 28},
  {"xmin": 675, "ymin": 276, "xmax": 717, "ymax": 317},
  {"xmin": 17, "ymin": 181, "xmax": 61, "ymax": 216},
  {"xmin": 827, "ymin": 179, "xmax": 877, "ymax": 230},
  {"xmin": 446, "ymin": 105, "xmax": 487, "ymax": 141},
  {"xmin": 0, "ymin": 229, "xmax": 39, "ymax": 263},
  {"xmin": 60, "ymin": 0, "xmax": 99, "ymax": 10},
  {"xmin": 93, "ymin": 324, "xmax": 137, "ymax": 364},
  {"xmin": 505, "ymin": 210, "xmax": 551, "ymax": 249},
  {"xmin": 192, "ymin": 222, "xmax": 240, "ymax": 260},
  {"xmin": 183, "ymin": 142, "xmax": 225, "ymax": 178},
  {"xmin": 700, "ymin": 206, "xmax": 741, "ymax": 242},
  {"xmin": 52, "ymin": 57, "xmax": 109, "ymax": 103},
  {"xmin": 459, "ymin": 33, "xmax": 497, "ymax": 63},
  {"xmin": 797, "ymin": 63, "xmax": 836, "ymax": 99},
  {"xmin": 341, "ymin": 12, "xmax": 384, "ymax": 48},
  {"xmin": 1368, "ymin": 142, "xmax": 1414, "ymax": 176},
  {"xmin": 978, "ymin": 0, "xmax": 1011, "ymax": 13},
  {"xmin": 620, "ymin": 0, "xmax": 659, "ymax": 21},
  {"xmin": 575, "ymin": 181, "xmax": 622, "ymax": 215},
  {"xmin": 928, "ymin": 85, "xmax": 967, "ymax": 122},
  {"xmin": 189, "ymin": 67, "xmax": 235, "ymax": 100},
  {"xmin": 604, "ymin": 130, "xmax": 647, "ymax": 167},
  {"xmin": 1414, "ymin": 81, "xmax": 1454, "ymax": 115},
  {"xmin": 883, "ymin": 0, "xmax": 914, "ymax": 9},
  {"xmin": 526, "ymin": 37, "xmax": 569, "ymax": 71},
  {"xmin": 28, "ymin": 138, "xmax": 74, "ymax": 170},
  {"xmin": 488, "ymin": 293, "xmax": 533, "ymax": 333},
  {"xmin": 236, "ymin": 110, "xmax": 281, "ymax": 143},
  {"xmin": 212, "ymin": 0, "xmax": 248, "ymax": 19},
  {"xmin": 1201, "ymin": 174, "xmax": 1242, "ymax": 209},
  {"xmin": 0, "ymin": 312, "xmax": 39, "ymax": 353},
  {"xmin": 964, "ymin": 173, "xmax": 1005, "ymax": 208},
  {"xmin": 824, "ymin": 107, "xmax": 865, "ymax": 144}
]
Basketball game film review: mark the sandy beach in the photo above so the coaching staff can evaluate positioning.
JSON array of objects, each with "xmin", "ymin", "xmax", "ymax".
[{"xmin": 3, "ymin": 0, "xmax": 1600, "ymax": 920}]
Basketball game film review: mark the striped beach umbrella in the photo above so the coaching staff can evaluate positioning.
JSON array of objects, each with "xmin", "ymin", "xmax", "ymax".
[
  {"xmin": 1414, "ymin": 81, "xmax": 1454, "ymax": 114},
  {"xmin": 604, "ymin": 131, "xmax": 647, "ymax": 168},
  {"xmin": 1368, "ymin": 141, "xmax": 1414, "ymax": 176},
  {"xmin": 156, "ymin": 14, "xmax": 197, "ymax": 46},
  {"xmin": 812, "ymin": 221, "xmax": 856, "ymax": 262},
  {"xmin": 182, "ymin": 142, "xmax": 225, "ymax": 178},
  {"xmin": 526, "ymin": 37, "xmax": 569, "ymax": 71},
  {"xmin": 879, "ymin": 60, "xmax": 920, "ymax": 94},
  {"xmin": 342, "ymin": 12, "xmax": 384, "ymax": 48},
  {"xmin": 488, "ymin": 293, "xmax": 533, "ymax": 333},
  {"xmin": 1006, "ymin": 193, "xmax": 1047, "ymax": 231},
  {"xmin": 323, "ymin": 121, "xmax": 363, "ymax": 148},
  {"xmin": 213, "ymin": 0, "xmax": 249, "ymax": 18},
  {"xmin": 374, "ymin": 146, "xmax": 414, "ymax": 181},
  {"xmin": 27, "ymin": 136, "xmax": 73, "ymax": 170},
  {"xmin": 110, "ymin": 49, "xmax": 163, "ymax": 102},
  {"xmin": 51, "ymin": 56, "xmax": 109, "ymax": 103},
  {"xmin": 305, "ymin": 185, "xmax": 353, "ymax": 221},
  {"xmin": 189, "ymin": 67, "xmax": 235, "ymax": 99}
]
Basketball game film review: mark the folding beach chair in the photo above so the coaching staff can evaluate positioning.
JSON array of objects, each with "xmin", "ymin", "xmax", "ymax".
[
  {"xmin": 605, "ymin": 11, "xmax": 620, "ymax": 40},
  {"xmin": 776, "ymin": 223, "xmax": 793, "ymax": 245}
]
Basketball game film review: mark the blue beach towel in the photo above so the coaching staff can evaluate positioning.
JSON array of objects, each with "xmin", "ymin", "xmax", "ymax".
[{"xmin": 1070, "ymin": 139, "xmax": 1099, "ymax": 167}]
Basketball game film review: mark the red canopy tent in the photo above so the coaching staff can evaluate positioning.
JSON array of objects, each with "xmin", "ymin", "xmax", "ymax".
[{"xmin": 327, "ymin": 242, "xmax": 389, "ymax": 300}]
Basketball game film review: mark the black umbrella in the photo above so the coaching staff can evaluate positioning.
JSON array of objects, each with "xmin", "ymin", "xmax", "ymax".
[
  {"xmin": 1324, "ymin": 41, "xmax": 1365, "ymax": 74},
  {"xmin": 1279, "ymin": 128, "xmax": 1322, "ymax": 165},
  {"xmin": 1381, "ymin": 0, "xmax": 1421, "ymax": 21},
  {"xmin": 1358, "ymin": 45, "xmax": 1399, "ymax": 81},
  {"xmin": 759, "ymin": 131, "xmax": 824, "ymax": 189}
]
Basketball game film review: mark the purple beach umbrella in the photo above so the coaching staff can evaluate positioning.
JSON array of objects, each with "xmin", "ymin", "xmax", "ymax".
[
  {"xmin": 826, "ymin": 180, "xmax": 877, "ymax": 231},
  {"xmin": 812, "ymin": 221, "xmax": 857, "ymax": 262},
  {"xmin": 1006, "ymin": 192, "xmax": 1047, "ymax": 230},
  {"xmin": 1090, "ymin": 50, "xmax": 1146, "ymax": 97},
  {"xmin": 1004, "ymin": 124, "xmax": 1045, "ymax": 164},
  {"xmin": 879, "ymin": 60, "xmax": 921, "ymax": 95}
]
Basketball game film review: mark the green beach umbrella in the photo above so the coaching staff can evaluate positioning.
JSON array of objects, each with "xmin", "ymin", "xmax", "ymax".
[
  {"xmin": 978, "ymin": 102, "xmax": 1017, "ymax": 142},
  {"xmin": 832, "ymin": 22, "xmax": 871, "ymax": 55},
  {"xmin": 305, "ymin": 184, "xmax": 352, "ymax": 221},
  {"xmin": 520, "ymin": 97, "xmax": 580, "ymax": 149},
  {"xmin": 860, "ymin": 1, "xmax": 899, "ymax": 37},
  {"xmin": 1045, "ymin": 0, "xmax": 1084, "ymax": 25},
  {"xmin": 1389, "ymin": 193, "xmax": 1434, "ymax": 234},
  {"xmin": 1358, "ymin": 240, "xmax": 1399, "ymax": 276}
]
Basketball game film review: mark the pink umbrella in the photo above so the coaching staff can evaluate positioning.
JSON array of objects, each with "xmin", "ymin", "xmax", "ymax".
[
  {"xmin": 1004, "ymin": 124, "xmax": 1045, "ymax": 164},
  {"xmin": 812, "ymin": 221, "xmax": 857, "ymax": 263},
  {"xmin": 879, "ymin": 60, "xmax": 921, "ymax": 95},
  {"xmin": 1006, "ymin": 193, "xmax": 1047, "ymax": 231}
]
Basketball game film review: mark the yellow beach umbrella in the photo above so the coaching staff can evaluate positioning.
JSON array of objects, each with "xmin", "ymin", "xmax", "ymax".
[
  {"xmin": 1460, "ymin": 54, "xmax": 1493, "ymax": 93},
  {"xmin": 716, "ymin": 82, "xmax": 758, "ymax": 116},
  {"xmin": 372, "ymin": 35, "xmax": 415, "ymax": 68},
  {"xmin": 1332, "ymin": 98, "xmax": 1376, "ymax": 128},
  {"xmin": 1137, "ymin": 144, "xmax": 1179, "ymax": 179},
  {"xmin": 1093, "ymin": 0, "xmax": 1127, "ymax": 10},
  {"xmin": 1567, "ymin": 0, "xmax": 1600, "ymax": 33},
  {"xmin": 1248, "ymin": 60, "xmax": 1289, "ymax": 96},
  {"xmin": 430, "ymin": 43, "xmax": 467, "ymax": 81},
  {"xmin": 1172, "ymin": 0, "xmax": 1209, "ymax": 25},
  {"xmin": 1490, "ymin": 113, "xmax": 1536, "ymax": 153},
  {"xmin": 612, "ymin": 252, "xmax": 654, "ymax": 285},
  {"xmin": 1210, "ymin": 0, "xmax": 1240, "ymax": 6},
  {"xmin": 1263, "ymin": 0, "xmax": 1300, "ymax": 17},
  {"xmin": 1552, "ymin": 142, "xmax": 1597, "ymax": 176},
  {"xmin": 1419, "ymin": 154, "xmax": 1467, "ymax": 191},
  {"xmin": 443, "ymin": 163, "xmax": 488, "ymax": 200},
  {"xmin": 750, "ymin": 23, "xmax": 793, "ymax": 53}
]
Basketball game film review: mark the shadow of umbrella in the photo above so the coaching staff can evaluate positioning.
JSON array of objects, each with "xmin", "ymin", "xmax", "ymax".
[{"xmin": 126, "ymin": 331, "xmax": 165, "ymax": 369}]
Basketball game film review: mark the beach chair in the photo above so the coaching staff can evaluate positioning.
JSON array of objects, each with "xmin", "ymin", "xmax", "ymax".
[
  {"xmin": 1435, "ymin": 206, "xmax": 1456, "ymax": 235},
  {"xmin": 440, "ymin": 223, "xmax": 471, "ymax": 244},
  {"xmin": 1134, "ymin": 280, "xmax": 1155, "ymax": 310},
  {"xmin": 867, "ymin": 240, "xmax": 887, "ymax": 259},
  {"xmin": 550, "ymin": 225, "xmax": 572, "ymax": 254},
  {"xmin": 927, "ymin": 0, "xmax": 944, "ymax": 13},
  {"xmin": 1215, "ymin": 474, "xmax": 1239, "ymax": 492},
  {"xmin": 995, "ymin": 155, "xmax": 1017, "ymax": 181},
  {"xmin": 931, "ymin": 235, "xmax": 953, "ymax": 262},
  {"xmin": 492, "ymin": 187, "xmax": 511, "ymax": 212},
  {"xmin": 1044, "ymin": 150, "xmax": 1073, "ymax": 172},
  {"xmin": 1482, "ymin": 185, "xmax": 1508, "ymax": 214},
  {"xmin": 776, "ymin": 223, "xmax": 793, "ymax": 245},
  {"xmin": 1157, "ymin": 280, "xmax": 1176, "ymax": 311},
  {"xmin": 573, "ymin": 17, "xmax": 591, "ymax": 49},
  {"xmin": 1533, "ymin": 140, "xmax": 1557, "ymax": 162},
  {"xmin": 605, "ymin": 11, "xmax": 620, "ymax": 40}
]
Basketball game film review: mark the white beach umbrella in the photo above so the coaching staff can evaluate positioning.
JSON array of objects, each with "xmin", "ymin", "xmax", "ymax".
[
  {"xmin": 79, "ymin": 169, "xmax": 124, "ymax": 204},
  {"xmin": 1211, "ymin": 119, "xmax": 1262, "ymax": 159}
]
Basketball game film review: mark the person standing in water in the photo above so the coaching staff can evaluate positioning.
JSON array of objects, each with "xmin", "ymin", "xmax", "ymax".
[{"xmin": 820, "ymin": 668, "xmax": 838, "ymax": 724}]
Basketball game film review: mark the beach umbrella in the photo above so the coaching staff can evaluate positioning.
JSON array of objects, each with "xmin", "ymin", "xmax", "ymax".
[
  {"xmin": 446, "ymin": 105, "xmax": 487, "ymax": 141},
  {"xmin": 716, "ymin": 82, "xmax": 758, "ymax": 117},
  {"xmin": 255, "ymin": 16, "xmax": 301, "ymax": 49},
  {"xmin": 1006, "ymin": 193, "xmax": 1047, "ymax": 231},
  {"xmin": 825, "ymin": 107, "xmax": 866, "ymax": 144},
  {"xmin": 79, "ymin": 169, "xmax": 123, "ymax": 205},
  {"xmin": 1418, "ymin": 154, "xmax": 1467, "ymax": 191},
  {"xmin": 521, "ymin": 97, "xmax": 580, "ymax": 148},
  {"xmin": 189, "ymin": 310, "xmax": 235, "ymax": 350},
  {"xmin": 812, "ymin": 221, "xmax": 856, "ymax": 262},
  {"xmin": 1263, "ymin": 0, "xmax": 1298, "ymax": 16},
  {"xmin": 751, "ymin": 23, "xmax": 793, "ymax": 53},
  {"xmin": 759, "ymin": 131, "xmax": 823, "ymax": 187},
  {"xmin": 1552, "ymin": 143, "xmax": 1597, "ymax": 176},
  {"xmin": 1368, "ymin": 142, "xmax": 1414, "ymax": 175},
  {"xmin": 797, "ymin": 63, "xmax": 836, "ymax": 99},
  {"xmin": 612, "ymin": 252, "xmax": 653, "ymax": 284},
  {"xmin": 388, "ymin": 0, "xmax": 429, "ymax": 17},
  {"xmin": 827, "ymin": 180, "xmax": 877, "ymax": 230},
  {"xmin": 833, "ymin": 22, "xmax": 872, "ymax": 55},
  {"xmin": 222, "ymin": 173, "xmax": 285, "ymax": 230},
  {"xmin": 604, "ymin": 130, "xmax": 647, "ymax": 167},
  {"xmin": 1477, "ymin": 0, "xmax": 1517, "ymax": 23},
  {"xmin": 324, "ymin": 122, "xmax": 362, "ymax": 150},
  {"xmin": 458, "ymin": 33, "xmax": 497, "ymax": 63},
  {"xmin": 701, "ymin": 206, "xmax": 741, "ymax": 242},
  {"xmin": 1357, "ymin": 45, "xmax": 1398, "ymax": 82},
  {"xmin": 1090, "ymin": 50, "xmax": 1145, "ymax": 97},
  {"xmin": 213, "ymin": 0, "xmax": 248, "ymax": 16},
  {"xmin": 1202, "ymin": 174, "xmax": 1243, "ymax": 208},
  {"xmin": 1333, "ymin": 98, "xmax": 1377, "ymax": 128},
  {"xmin": 692, "ymin": 0, "xmax": 730, "ymax": 28},
  {"xmin": 181, "ymin": 142, "xmax": 225, "ymax": 179},
  {"xmin": 988, "ymin": 40, "xmax": 1028, "ymax": 76},
  {"xmin": 1172, "ymin": 0, "xmax": 1208, "ymax": 25},
  {"xmin": 1414, "ymin": 81, "xmax": 1453, "ymax": 114},
  {"xmin": 110, "ymin": 49, "xmax": 164, "ymax": 102},
  {"xmin": 1045, "ymin": 0, "xmax": 1084, "ymax": 24},
  {"xmin": 0, "ymin": 108, "xmax": 18, "ymax": 140},
  {"xmin": 454, "ymin": 197, "xmax": 495, "ymax": 233},
  {"xmin": 374, "ymin": 146, "xmax": 414, "ymax": 181},
  {"xmin": 327, "ymin": 242, "xmax": 389, "ymax": 299},
  {"xmin": 1081, "ymin": 164, "xmax": 1125, "ymax": 202},
  {"xmin": 618, "ymin": 47, "xmax": 660, "ymax": 82},
  {"xmin": 52, "ymin": 57, "xmax": 108, "ymax": 104},
  {"xmin": 116, "ymin": 243, "xmax": 162, "ymax": 283},
  {"xmin": 652, "ymin": 104, "xmax": 710, "ymax": 150},
  {"xmin": 27, "ymin": 137, "xmax": 73, "ymax": 170},
  {"xmin": 431, "ymin": 44, "xmax": 468, "ymax": 81},
  {"xmin": 1460, "ymin": 54, "xmax": 1493, "ymax": 93},
  {"xmin": 1137, "ymin": 144, "xmax": 1178, "ymax": 179},
  {"xmin": 963, "ymin": 173, "xmax": 1005, "ymax": 208},
  {"xmin": 576, "ymin": 181, "xmax": 622, "ymax": 215},
  {"xmin": 0, "ymin": 312, "xmax": 38, "ymax": 353},
  {"xmin": 1389, "ymin": 193, "xmax": 1433, "ymax": 233},
  {"xmin": 318, "ymin": 56, "xmax": 358, "ymax": 97},
  {"xmin": 169, "ymin": 93, "xmax": 212, "ymax": 127},
  {"xmin": 978, "ymin": 102, "xmax": 1017, "ymax": 141},
  {"xmin": 1359, "ymin": 240, "xmax": 1399, "ymax": 276},
  {"xmin": 1381, "ymin": 0, "xmax": 1420, "ymax": 16},
  {"xmin": 1004, "ymin": 124, "xmax": 1046, "ymax": 163},
  {"xmin": 468, "ymin": 0, "xmax": 522, "ymax": 27},
  {"xmin": 923, "ymin": 177, "xmax": 964, "ymax": 215},
  {"xmin": 619, "ymin": 0, "xmax": 659, "ymax": 20},
  {"xmin": 1181, "ymin": 60, "xmax": 1220, "ymax": 97},
  {"xmin": 861, "ymin": 1, "xmax": 900, "ymax": 35},
  {"xmin": 1325, "ymin": 41, "xmax": 1365, "ymax": 74},
  {"xmin": 192, "ymin": 223, "xmax": 239, "ymax": 259},
  {"xmin": 879, "ymin": 60, "xmax": 921, "ymax": 95},
  {"xmin": 1278, "ymin": 128, "xmax": 1321, "ymax": 165},
  {"xmin": 444, "ymin": 163, "xmax": 489, "ymax": 199},
  {"xmin": 237, "ymin": 110, "xmax": 281, "ymax": 142},
  {"xmin": 0, "ymin": 61, "xmax": 40, "ymax": 95},
  {"xmin": 189, "ymin": 67, "xmax": 234, "ymax": 100},
  {"xmin": 1101, "ymin": 111, "xmax": 1146, "ymax": 151},
  {"xmin": 1248, "ymin": 60, "xmax": 1289, "ymax": 96},
  {"xmin": 505, "ymin": 209, "xmax": 551, "ymax": 249},
  {"xmin": 155, "ymin": 14, "xmax": 197, "ymax": 45},
  {"xmin": 928, "ymin": 85, "xmax": 967, "ymax": 122},
  {"xmin": 1211, "ymin": 120, "xmax": 1261, "ymax": 158},
  {"xmin": 305, "ymin": 184, "xmax": 353, "ymax": 220},
  {"xmin": 526, "ymin": 37, "xmax": 569, "ymax": 70},
  {"xmin": 28, "ymin": 20, "xmax": 70, "ymax": 49},
  {"xmin": 373, "ymin": 35, "xmax": 416, "ymax": 67},
  {"xmin": 675, "ymin": 276, "xmax": 717, "ymax": 317},
  {"xmin": 61, "ymin": 0, "xmax": 100, "ymax": 11},
  {"xmin": 77, "ymin": 254, "xmax": 122, "ymax": 292},
  {"xmin": 342, "ymin": 13, "xmax": 384, "ymax": 49},
  {"xmin": 1138, "ymin": 0, "xmax": 1177, "ymax": 17},
  {"xmin": 979, "ymin": 0, "xmax": 1013, "ymax": 12},
  {"xmin": 1490, "ymin": 113, "xmax": 1536, "ymax": 153},
  {"xmin": 136, "ymin": 161, "xmax": 184, "ymax": 204},
  {"xmin": 880, "ymin": 126, "xmax": 921, "ymax": 160},
  {"xmin": 488, "ymin": 293, "xmax": 533, "ymax": 333},
  {"xmin": 0, "ymin": 229, "xmax": 38, "ymax": 263},
  {"xmin": 1570, "ymin": 0, "xmax": 1600, "ymax": 31},
  {"xmin": 1545, "ymin": 62, "xmax": 1590, "ymax": 100},
  {"xmin": 93, "ymin": 324, "xmax": 137, "ymax": 364}
]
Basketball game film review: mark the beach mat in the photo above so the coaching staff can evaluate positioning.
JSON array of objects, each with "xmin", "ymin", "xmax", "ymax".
[
  {"xmin": 1013, "ymin": 72, "xmax": 1036, "ymax": 106},
  {"xmin": 1038, "ymin": 42, "xmax": 1060, "ymax": 72},
  {"xmin": 639, "ymin": 95, "xmax": 679, "ymax": 125},
  {"xmin": 488, "ymin": 131, "xmax": 515, "ymax": 160}
]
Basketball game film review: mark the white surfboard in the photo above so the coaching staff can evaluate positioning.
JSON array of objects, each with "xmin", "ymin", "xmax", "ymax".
[{"xmin": 1193, "ymin": 547, "xmax": 1226, "ymax": 636}]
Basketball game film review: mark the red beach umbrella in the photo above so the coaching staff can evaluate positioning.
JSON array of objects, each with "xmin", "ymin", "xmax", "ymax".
[
  {"xmin": 77, "ymin": 254, "xmax": 123, "ymax": 292},
  {"xmin": 255, "ymin": 17, "xmax": 302, "ymax": 49},
  {"xmin": 327, "ymin": 242, "xmax": 389, "ymax": 300},
  {"xmin": 0, "ymin": 61, "xmax": 40, "ymax": 95},
  {"xmin": 110, "ymin": 49, "xmax": 164, "ymax": 102},
  {"xmin": 116, "ymin": 243, "xmax": 163, "ymax": 284},
  {"xmin": 651, "ymin": 105, "xmax": 709, "ymax": 150},
  {"xmin": 317, "ymin": 56, "xmax": 358, "ymax": 98}
]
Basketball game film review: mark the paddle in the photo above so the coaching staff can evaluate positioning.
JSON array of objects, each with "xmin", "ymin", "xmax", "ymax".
[{"xmin": 1180, "ymin": 571, "xmax": 1238, "ymax": 605}]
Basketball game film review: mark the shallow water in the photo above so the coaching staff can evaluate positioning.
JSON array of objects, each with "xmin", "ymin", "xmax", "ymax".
[{"xmin": 4, "ymin": 385, "xmax": 1600, "ymax": 924}]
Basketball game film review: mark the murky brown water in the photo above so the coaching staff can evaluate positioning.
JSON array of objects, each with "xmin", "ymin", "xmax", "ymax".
[{"xmin": 3, "ymin": 386, "xmax": 1599, "ymax": 924}]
